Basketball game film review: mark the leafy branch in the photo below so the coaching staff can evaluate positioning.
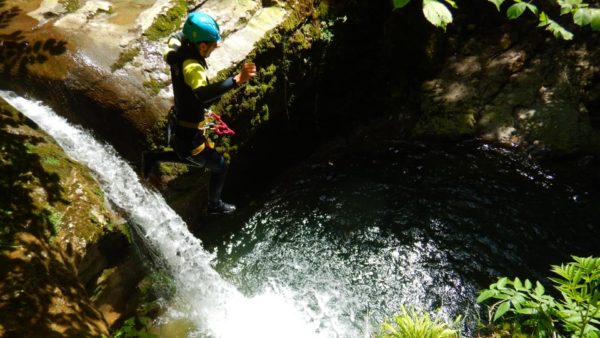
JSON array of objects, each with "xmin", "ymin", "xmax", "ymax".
[
  {"xmin": 392, "ymin": 0, "xmax": 600, "ymax": 39},
  {"xmin": 376, "ymin": 305, "xmax": 462, "ymax": 337},
  {"xmin": 477, "ymin": 256, "xmax": 600, "ymax": 338}
]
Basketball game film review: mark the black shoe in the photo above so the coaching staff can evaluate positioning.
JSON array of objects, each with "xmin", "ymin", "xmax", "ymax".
[
  {"xmin": 141, "ymin": 152, "xmax": 155, "ymax": 180},
  {"xmin": 207, "ymin": 200, "xmax": 236, "ymax": 215}
]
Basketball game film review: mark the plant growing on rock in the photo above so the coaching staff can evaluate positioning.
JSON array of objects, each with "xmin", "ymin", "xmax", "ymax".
[
  {"xmin": 477, "ymin": 256, "xmax": 600, "ymax": 338},
  {"xmin": 376, "ymin": 305, "xmax": 461, "ymax": 338}
]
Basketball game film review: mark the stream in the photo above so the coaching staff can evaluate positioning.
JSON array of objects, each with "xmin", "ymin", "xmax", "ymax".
[{"xmin": 2, "ymin": 90, "xmax": 598, "ymax": 337}]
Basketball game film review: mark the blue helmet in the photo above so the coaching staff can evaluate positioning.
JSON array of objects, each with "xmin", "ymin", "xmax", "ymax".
[{"xmin": 182, "ymin": 12, "xmax": 221, "ymax": 43}]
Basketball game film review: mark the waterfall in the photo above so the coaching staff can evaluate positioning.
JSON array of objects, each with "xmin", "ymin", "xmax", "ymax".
[{"xmin": 0, "ymin": 91, "xmax": 325, "ymax": 338}]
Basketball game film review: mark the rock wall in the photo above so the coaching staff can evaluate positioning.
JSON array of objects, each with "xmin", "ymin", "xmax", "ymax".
[
  {"xmin": 0, "ymin": 98, "xmax": 143, "ymax": 337},
  {"xmin": 414, "ymin": 23, "xmax": 600, "ymax": 155}
]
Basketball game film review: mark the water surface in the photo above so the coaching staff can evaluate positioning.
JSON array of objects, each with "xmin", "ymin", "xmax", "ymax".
[{"xmin": 205, "ymin": 141, "xmax": 600, "ymax": 336}]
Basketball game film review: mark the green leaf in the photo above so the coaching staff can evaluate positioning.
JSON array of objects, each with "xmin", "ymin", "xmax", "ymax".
[
  {"xmin": 525, "ymin": 3, "xmax": 538, "ymax": 16},
  {"xmin": 535, "ymin": 281, "xmax": 545, "ymax": 295},
  {"xmin": 514, "ymin": 277, "xmax": 524, "ymax": 290},
  {"xmin": 538, "ymin": 11, "xmax": 550, "ymax": 26},
  {"xmin": 515, "ymin": 307, "xmax": 538, "ymax": 315},
  {"xmin": 488, "ymin": 0, "xmax": 505, "ymax": 11},
  {"xmin": 591, "ymin": 9, "xmax": 600, "ymax": 30},
  {"xmin": 525, "ymin": 279, "xmax": 533, "ymax": 290},
  {"xmin": 422, "ymin": 0, "xmax": 453, "ymax": 30},
  {"xmin": 507, "ymin": 2, "xmax": 528, "ymax": 19},
  {"xmin": 444, "ymin": 0, "xmax": 458, "ymax": 9},
  {"xmin": 494, "ymin": 301, "xmax": 511, "ymax": 321},
  {"xmin": 546, "ymin": 19, "xmax": 574, "ymax": 40},
  {"xmin": 512, "ymin": 293, "xmax": 526, "ymax": 308},
  {"xmin": 498, "ymin": 277, "xmax": 509, "ymax": 289},
  {"xmin": 393, "ymin": 0, "xmax": 412, "ymax": 9},
  {"xmin": 477, "ymin": 289, "xmax": 496, "ymax": 303},
  {"xmin": 558, "ymin": 0, "xmax": 584, "ymax": 13}
]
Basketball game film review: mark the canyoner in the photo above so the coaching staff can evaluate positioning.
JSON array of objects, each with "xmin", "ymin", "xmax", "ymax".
[{"xmin": 142, "ymin": 11, "xmax": 257, "ymax": 215}]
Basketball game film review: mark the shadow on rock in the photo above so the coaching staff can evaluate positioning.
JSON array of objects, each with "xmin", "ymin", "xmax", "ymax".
[
  {"xmin": 0, "ymin": 103, "xmax": 109, "ymax": 337},
  {"xmin": 0, "ymin": 1, "xmax": 67, "ymax": 76},
  {"xmin": 0, "ymin": 105, "xmax": 66, "ymax": 240}
]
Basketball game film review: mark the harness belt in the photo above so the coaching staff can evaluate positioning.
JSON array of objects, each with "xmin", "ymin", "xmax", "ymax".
[
  {"xmin": 177, "ymin": 119, "xmax": 215, "ymax": 155},
  {"xmin": 190, "ymin": 139, "xmax": 215, "ymax": 156}
]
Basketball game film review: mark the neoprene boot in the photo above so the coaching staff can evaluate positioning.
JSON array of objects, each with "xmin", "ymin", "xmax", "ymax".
[{"xmin": 207, "ymin": 200, "xmax": 236, "ymax": 215}]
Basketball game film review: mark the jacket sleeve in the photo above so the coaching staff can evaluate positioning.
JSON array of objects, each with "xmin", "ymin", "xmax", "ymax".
[
  {"xmin": 182, "ymin": 59, "xmax": 237, "ymax": 105},
  {"xmin": 192, "ymin": 77, "xmax": 237, "ymax": 105}
]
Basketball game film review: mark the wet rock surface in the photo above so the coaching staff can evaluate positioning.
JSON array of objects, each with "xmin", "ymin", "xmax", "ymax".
[
  {"xmin": 415, "ymin": 26, "xmax": 600, "ymax": 154},
  {"xmin": 0, "ymin": 97, "xmax": 140, "ymax": 337}
]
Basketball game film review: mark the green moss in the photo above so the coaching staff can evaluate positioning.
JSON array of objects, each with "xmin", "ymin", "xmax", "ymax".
[
  {"xmin": 144, "ymin": 0, "xmax": 187, "ymax": 42},
  {"xmin": 46, "ymin": 206, "xmax": 64, "ymax": 235},
  {"xmin": 1, "ymin": 96, "xmax": 126, "ymax": 252},
  {"xmin": 318, "ymin": 1, "xmax": 330, "ymax": 19},
  {"xmin": 413, "ymin": 113, "xmax": 476, "ymax": 139},
  {"xmin": 111, "ymin": 47, "xmax": 141, "ymax": 72},
  {"xmin": 41, "ymin": 155, "xmax": 60, "ymax": 167},
  {"xmin": 158, "ymin": 162, "xmax": 188, "ymax": 176},
  {"xmin": 86, "ymin": 5, "xmax": 113, "ymax": 20},
  {"xmin": 120, "ymin": 222, "xmax": 133, "ymax": 244},
  {"xmin": 143, "ymin": 79, "xmax": 163, "ymax": 96},
  {"xmin": 60, "ymin": 0, "xmax": 81, "ymax": 13},
  {"xmin": 138, "ymin": 271, "xmax": 176, "ymax": 301}
]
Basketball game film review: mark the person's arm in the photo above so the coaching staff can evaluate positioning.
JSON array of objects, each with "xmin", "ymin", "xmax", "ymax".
[
  {"xmin": 192, "ymin": 76, "xmax": 237, "ymax": 105},
  {"xmin": 183, "ymin": 61, "xmax": 257, "ymax": 105}
]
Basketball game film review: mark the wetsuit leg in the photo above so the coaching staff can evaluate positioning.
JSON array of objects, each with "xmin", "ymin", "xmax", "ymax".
[{"xmin": 183, "ymin": 149, "xmax": 228, "ymax": 202}]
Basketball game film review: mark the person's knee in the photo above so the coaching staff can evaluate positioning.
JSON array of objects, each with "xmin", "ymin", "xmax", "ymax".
[
  {"xmin": 202, "ymin": 150, "xmax": 227, "ymax": 173},
  {"xmin": 213, "ymin": 156, "xmax": 228, "ymax": 174}
]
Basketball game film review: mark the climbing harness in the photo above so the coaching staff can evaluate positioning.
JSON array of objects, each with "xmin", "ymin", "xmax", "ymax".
[
  {"xmin": 177, "ymin": 110, "xmax": 235, "ymax": 136},
  {"xmin": 204, "ymin": 111, "xmax": 235, "ymax": 136},
  {"xmin": 178, "ymin": 109, "xmax": 235, "ymax": 156}
]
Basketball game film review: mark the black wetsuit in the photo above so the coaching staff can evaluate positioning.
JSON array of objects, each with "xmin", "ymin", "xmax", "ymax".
[{"xmin": 149, "ymin": 34, "xmax": 238, "ymax": 203}]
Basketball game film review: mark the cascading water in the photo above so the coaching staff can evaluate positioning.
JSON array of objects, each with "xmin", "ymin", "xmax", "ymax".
[{"xmin": 0, "ymin": 91, "xmax": 326, "ymax": 338}]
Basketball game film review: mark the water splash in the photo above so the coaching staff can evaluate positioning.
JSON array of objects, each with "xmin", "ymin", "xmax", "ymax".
[{"xmin": 0, "ymin": 91, "xmax": 323, "ymax": 338}]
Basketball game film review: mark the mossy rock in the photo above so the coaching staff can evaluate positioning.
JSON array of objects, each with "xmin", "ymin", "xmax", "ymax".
[
  {"xmin": 0, "ymin": 96, "xmax": 144, "ymax": 337},
  {"xmin": 412, "ymin": 112, "xmax": 476, "ymax": 139},
  {"xmin": 0, "ymin": 97, "xmax": 126, "ymax": 337},
  {"xmin": 144, "ymin": 0, "xmax": 188, "ymax": 41}
]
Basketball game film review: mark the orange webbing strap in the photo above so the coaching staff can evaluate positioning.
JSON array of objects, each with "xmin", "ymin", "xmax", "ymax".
[{"xmin": 190, "ymin": 139, "xmax": 215, "ymax": 156}]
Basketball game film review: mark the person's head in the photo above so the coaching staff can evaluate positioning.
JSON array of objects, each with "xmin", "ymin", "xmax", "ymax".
[{"xmin": 182, "ymin": 12, "xmax": 221, "ymax": 58}]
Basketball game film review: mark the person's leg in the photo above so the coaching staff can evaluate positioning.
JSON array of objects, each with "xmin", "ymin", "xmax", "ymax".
[{"xmin": 185, "ymin": 149, "xmax": 235, "ymax": 214}]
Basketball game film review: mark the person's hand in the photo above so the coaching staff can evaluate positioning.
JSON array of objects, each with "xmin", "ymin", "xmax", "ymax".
[{"xmin": 234, "ymin": 63, "xmax": 257, "ymax": 84}]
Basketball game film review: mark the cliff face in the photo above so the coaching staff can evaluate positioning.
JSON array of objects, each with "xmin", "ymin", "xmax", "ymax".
[
  {"xmin": 413, "ymin": 22, "xmax": 600, "ymax": 154},
  {"xmin": 0, "ymin": 97, "xmax": 143, "ymax": 337}
]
